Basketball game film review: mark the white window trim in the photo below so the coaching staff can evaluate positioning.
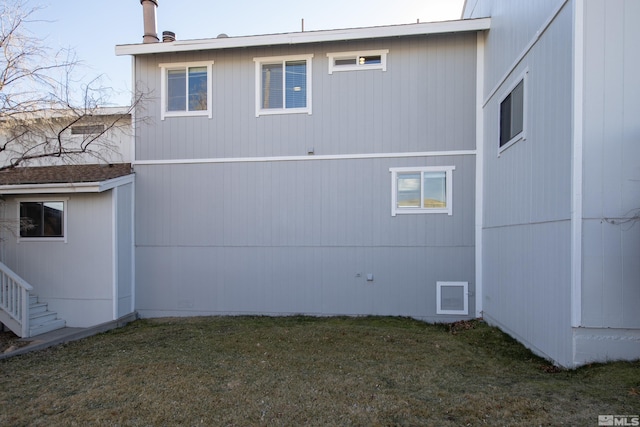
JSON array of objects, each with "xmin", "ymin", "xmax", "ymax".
[
  {"xmin": 498, "ymin": 68, "xmax": 528, "ymax": 156},
  {"xmin": 253, "ymin": 54, "xmax": 313, "ymax": 117},
  {"xmin": 17, "ymin": 197, "xmax": 68, "ymax": 243},
  {"xmin": 159, "ymin": 61, "xmax": 214, "ymax": 121},
  {"xmin": 327, "ymin": 49, "xmax": 388, "ymax": 74},
  {"xmin": 390, "ymin": 166, "xmax": 454, "ymax": 216},
  {"xmin": 436, "ymin": 281, "xmax": 469, "ymax": 315}
]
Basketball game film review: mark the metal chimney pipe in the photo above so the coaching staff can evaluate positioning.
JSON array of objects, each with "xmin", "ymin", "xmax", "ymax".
[{"xmin": 140, "ymin": 0, "xmax": 159, "ymax": 43}]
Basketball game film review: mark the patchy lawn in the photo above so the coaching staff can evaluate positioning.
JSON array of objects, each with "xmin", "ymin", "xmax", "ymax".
[{"xmin": 0, "ymin": 317, "xmax": 638, "ymax": 426}]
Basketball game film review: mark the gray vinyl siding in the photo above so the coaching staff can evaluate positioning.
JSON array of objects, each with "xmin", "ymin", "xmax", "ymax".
[
  {"xmin": 135, "ymin": 155, "xmax": 476, "ymax": 319},
  {"xmin": 1, "ymin": 193, "xmax": 115, "ymax": 327},
  {"xmin": 135, "ymin": 33, "xmax": 477, "ymax": 161},
  {"xmin": 116, "ymin": 183, "xmax": 134, "ymax": 319},
  {"xmin": 581, "ymin": 0, "xmax": 640, "ymax": 329},
  {"xmin": 133, "ymin": 31, "xmax": 478, "ymax": 319},
  {"xmin": 464, "ymin": 0, "xmax": 567, "ymax": 94},
  {"xmin": 480, "ymin": 4, "xmax": 574, "ymax": 366}
]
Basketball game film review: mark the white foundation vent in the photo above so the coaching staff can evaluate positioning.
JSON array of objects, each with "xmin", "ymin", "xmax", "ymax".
[{"xmin": 436, "ymin": 281, "xmax": 468, "ymax": 315}]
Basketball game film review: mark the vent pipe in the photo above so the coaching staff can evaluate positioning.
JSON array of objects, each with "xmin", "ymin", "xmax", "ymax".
[
  {"xmin": 162, "ymin": 31, "xmax": 175, "ymax": 42},
  {"xmin": 141, "ymin": 0, "xmax": 159, "ymax": 43}
]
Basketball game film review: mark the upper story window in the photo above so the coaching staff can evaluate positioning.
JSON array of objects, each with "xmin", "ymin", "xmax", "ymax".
[
  {"xmin": 19, "ymin": 200, "xmax": 66, "ymax": 241},
  {"xmin": 71, "ymin": 124, "xmax": 105, "ymax": 135},
  {"xmin": 159, "ymin": 61, "xmax": 213, "ymax": 120},
  {"xmin": 327, "ymin": 50, "xmax": 388, "ymax": 74},
  {"xmin": 389, "ymin": 166, "xmax": 454, "ymax": 216},
  {"xmin": 499, "ymin": 70, "xmax": 528, "ymax": 153},
  {"xmin": 253, "ymin": 54, "xmax": 313, "ymax": 117}
]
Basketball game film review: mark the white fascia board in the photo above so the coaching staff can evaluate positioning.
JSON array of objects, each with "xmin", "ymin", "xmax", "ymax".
[
  {"xmin": 0, "ymin": 174, "xmax": 134, "ymax": 195},
  {"xmin": 115, "ymin": 18, "xmax": 491, "ymax": 56}
]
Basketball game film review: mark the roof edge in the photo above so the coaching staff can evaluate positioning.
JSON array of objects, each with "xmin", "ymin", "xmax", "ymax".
[
  {"xmin": 115, "ymin": 18, "xmax": 491, "ymax": 56},
  {"xmin": 0, "ymin": 173, "xmax": 134, "ymax": 195}
]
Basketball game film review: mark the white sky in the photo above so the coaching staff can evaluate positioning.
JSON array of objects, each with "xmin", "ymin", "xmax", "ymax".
[{"xmin": 28, "ymin": 0, "xmax": 465, "ymax": 105}]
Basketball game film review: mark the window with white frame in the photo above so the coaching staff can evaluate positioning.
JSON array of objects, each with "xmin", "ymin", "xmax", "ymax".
[
  {"xmin": 436, "ymin": 281, "xmax": 468, "ymax": 315},
  {"xmin": 499, "ymin": 70, "xmax": 527, "ymax": 152},
  {"xmin": 390, "ymin": 166, "xmax": 454, "ymax": 216},
  {"xmin": 253, "ymin": 54, "xmax": 313, "ymax": 116},
  {"xmin": 19, "ymin": 200, "xmax": 66, "ymax": 240},
  {"xmin": 327, "ymin": 50, "xmax": 388, "ymax": 74},
  {"xmin": 159, "ymin": 61, "xmax": 213, "ymax": 120}
]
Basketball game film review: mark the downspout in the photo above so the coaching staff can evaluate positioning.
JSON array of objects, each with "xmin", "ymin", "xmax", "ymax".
[
  {"xmin": 571, "ymin": 0, "xmax": 585, "ymax": 329},
  {"xmin": 475, "ymin": 30, "xmax": 486, "ymax": 318}
]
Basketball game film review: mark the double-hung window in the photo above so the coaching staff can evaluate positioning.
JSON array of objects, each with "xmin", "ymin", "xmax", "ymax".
[
  {"xmin": 499, "ymin": 70, "xmax": 528, "ymax": 152},
  {"xmin": 19, "ymin": 200, "xmax": 66, "ymax": 241},
  {"xmin": 159, "ymin": 61, "xmax": 213, "ymax": 120},
  {"xmin": 253, "ymin": 54, "xmax": 313, "ymax": 116},
  {"xmin": 390, "ymin": 166, "xmax": 454, "ymax": 216}
]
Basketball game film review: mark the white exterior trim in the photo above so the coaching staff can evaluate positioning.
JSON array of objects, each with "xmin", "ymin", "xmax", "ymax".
[
  {"xmin": 497, "ymin": 68, "xmax": 529, "ymax": 156},
  {"xmin": 16, "ymin": 197, "xmax": 69, "ymax": 244},
  {"xmin": 475, "ymin": 31, "xmax": 485, "ymax": 318},
  {"xmin": 158, "ymin": 61, "xmax": 214, "ymax": 120},
  {"xmin": 327, "ymin": 49, "xmax": 389, "ymax": 74},
  {"xmin": 571, "ymin": 0, "xmax": 584, "ymax": 328},
  {"xmin": 133, "ymin": 150, "xmax": 476, "ymax": 166},
  {"xmin": 0, "ymin": 174, "xmax": 134, "ymax": 195},
  {"xmin": 253, "ymin": 54, "xmax": 313, "ymax": 117},
  {"xmin": 389, "ymin": 166, "xmax": 455, "ymax": 216},
  {"xmin": 112, "ymin": 186, "xmax": 118, "ymax": 320},
  {"xmin": 116, "ymin": 19, "xmax": 491, "ymax": 56},
  {"xmin": 482, "ymin": 0, "xmax": 568, "ymax": 107},
  {"xmin": 130, "ymin": 180, "xmax": 136, "ymax": 314}
]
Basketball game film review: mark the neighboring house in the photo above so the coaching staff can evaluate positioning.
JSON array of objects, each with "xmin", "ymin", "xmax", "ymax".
[
  {"xmin": 0, "ymin": 0, "xmax": 637, "ymax": 368},
  {"xmin": 0, "ymin": 109, "xmax": 135, "ymax": 337}
]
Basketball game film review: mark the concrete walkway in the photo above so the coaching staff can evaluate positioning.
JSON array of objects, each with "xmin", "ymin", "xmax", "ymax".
[{"xmin": 0, "ymin": 312, "xmax": 138, "ymax": 360}]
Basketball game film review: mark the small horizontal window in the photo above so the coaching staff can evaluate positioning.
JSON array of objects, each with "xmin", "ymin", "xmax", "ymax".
[
  {"xmin": 71, "ymin": 125, "xmax": 105, "ymax": 135},
  {"xmin": 19, "ymin": 201, "xmax": 65, "ymax": 239},
  {"xmin": 389, "ymin": 166, "xmax": 454, "ymax": 216},
  {"xmin": 327, "ymin": 50, "xmax": 388, "ymax": 74}
]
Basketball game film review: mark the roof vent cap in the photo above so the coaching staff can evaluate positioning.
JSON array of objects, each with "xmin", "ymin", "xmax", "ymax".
[{"xmin": 162, "ymin": 31, "xmax": 176, "ymax": 42}]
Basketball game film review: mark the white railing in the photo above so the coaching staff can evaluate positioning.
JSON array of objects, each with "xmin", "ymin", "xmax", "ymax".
[{"xmin": 0, "ymin": 261, "xmax": 32, "ymax": 338}]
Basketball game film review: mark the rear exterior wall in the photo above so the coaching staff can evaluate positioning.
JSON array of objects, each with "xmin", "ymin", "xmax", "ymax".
[{"xmin": 133, "ymin": 33, "xmax": 479, "ymax": 320}]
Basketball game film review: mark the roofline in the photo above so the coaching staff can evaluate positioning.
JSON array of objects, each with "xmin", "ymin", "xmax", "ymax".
[
  {"xmin": 115, "ymin": 18, "xmax": 491, "ymax": 56},
  {"xmin": 0, "ymin": 173, "xmax": 134, "ymax": 195}
]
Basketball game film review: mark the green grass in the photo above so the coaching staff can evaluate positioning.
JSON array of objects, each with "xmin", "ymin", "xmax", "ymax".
[{"xmin": 0, "ymin": 317, "xmax": 638, "ymax": 426}]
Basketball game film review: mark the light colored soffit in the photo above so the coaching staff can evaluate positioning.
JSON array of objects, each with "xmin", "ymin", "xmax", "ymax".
[
  {"xmin": 0, "ymin": 174, "xmax": 134, "ymax": 195},
  {"xmin": 115, "ymin": 18, "xmax": 491, "ymax": 56}
]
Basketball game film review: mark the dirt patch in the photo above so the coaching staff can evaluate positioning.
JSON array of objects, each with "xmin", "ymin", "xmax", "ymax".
[{"xmin": 0, "ymin": 329, "xmax": 30, "ymax": 354}]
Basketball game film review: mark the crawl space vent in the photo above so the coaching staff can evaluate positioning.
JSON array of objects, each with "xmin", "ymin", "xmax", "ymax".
[{"xmin": 436, "ymin": 281, "xmax": 468, "ymax": 315}]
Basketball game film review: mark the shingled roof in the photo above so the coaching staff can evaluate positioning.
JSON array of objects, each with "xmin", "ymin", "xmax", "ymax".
[{"xmin": 0, "ymin": 164, "xmax": 132, "ymax": 186}]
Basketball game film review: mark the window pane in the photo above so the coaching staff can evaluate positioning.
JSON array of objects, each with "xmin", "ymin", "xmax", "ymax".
[
  {"xmin": 43, "ymin": 202, "xmax": 64, "ymax": 237},
  {"xmin": 19, "ymin": 202, "xmax": 63, "ymax": 237},
  {"xmin": 510, "ymin": 80, "xmax": 524, "ymax": 137},
  {"xmin": 499, "ymin": 93, "xmax": 512, "ymax": 147},
  {"xmin": 359, "ymin": 55, "xmax": 381, "ymax": 65},
  {"xmin": 20, "ymin": 202, "xmax": 43, "ymax": 237},
  {"xmin": 335, "ymin": 58, "xmax": 356, "ymax": 66},
  {"xmin": 423, "ymin": 172, "xmax": 446, "ymax": 208},
  {"xmin": 261, "ymin": 63, "xmax": 283, "ymax": 109},
  {"xmin": 397, "ymin": 173, "xmax": 421, "ymax": 208},
  {"xmin": 188, "ymin": 67, "xmax": 208, "ymax": 111},
  {"xmin": 285, "ymin": 60, "xmax": 306, "ymax": 109},
  {"xmin": 167, "ymin": 69, "xmax": 186, "ymax": 112}
]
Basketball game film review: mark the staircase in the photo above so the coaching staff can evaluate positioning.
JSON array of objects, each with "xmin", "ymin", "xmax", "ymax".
[
  {"xmin": 28, "ymin": 295, "xmax": 66, "ymax": 337},
  {"xmin": 0, "ymin": 261, "xmax": 66, "ymax": 338}
]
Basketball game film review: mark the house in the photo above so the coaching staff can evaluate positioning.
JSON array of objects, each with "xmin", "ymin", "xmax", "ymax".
[
  {"xmin": 0, "ymin": 0, "xmax": 637, "ymax": 368},
  {"xmin": 0, "ymin": 109, "xmax": 135, "ymax": 337}
]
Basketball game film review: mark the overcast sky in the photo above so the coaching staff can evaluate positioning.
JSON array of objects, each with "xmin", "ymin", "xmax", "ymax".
[{"xmin": 28, "ymin": 0, "xmax": 464, "ymax": 105}]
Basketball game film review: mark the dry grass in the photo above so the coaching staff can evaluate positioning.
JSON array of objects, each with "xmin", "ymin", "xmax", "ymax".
[{"xmin": 0, "ymin": 316, "xmax": 638, "ymax": 426}]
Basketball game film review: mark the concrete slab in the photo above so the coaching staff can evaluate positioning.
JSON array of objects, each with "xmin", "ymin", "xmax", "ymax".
[{"xmin": 0, "ymin": 312, "xmax": 138, "ymax": 360}]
